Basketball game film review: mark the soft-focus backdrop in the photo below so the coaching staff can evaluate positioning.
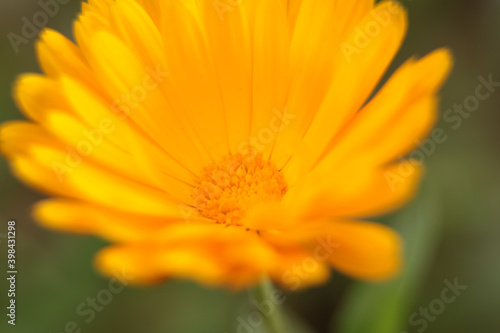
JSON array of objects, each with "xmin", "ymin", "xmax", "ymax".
[{"xmin": 1, "ymin": 0, "xmax": 499, "ymax": 332}]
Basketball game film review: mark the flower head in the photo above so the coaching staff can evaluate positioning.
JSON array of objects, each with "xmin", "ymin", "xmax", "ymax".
[{"xmin": 1, "ymin": 0, "xmax": 451, "ymax": 289}]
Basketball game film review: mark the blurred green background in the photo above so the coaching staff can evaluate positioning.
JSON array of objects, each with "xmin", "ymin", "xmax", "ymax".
[{"xmin": 0, "ymin": 0, "xmax": 499, "ymax": 332}]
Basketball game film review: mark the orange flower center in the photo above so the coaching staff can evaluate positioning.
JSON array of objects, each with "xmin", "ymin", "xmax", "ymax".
[{"xmin": 193, "ymin": 153, "xmax": 287, "ymax": 225}]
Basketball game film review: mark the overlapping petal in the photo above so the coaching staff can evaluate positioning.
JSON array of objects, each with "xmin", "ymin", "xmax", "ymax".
[{"xmin": 0, "ymin": 0, "xmax": 452, "ymax": 289}]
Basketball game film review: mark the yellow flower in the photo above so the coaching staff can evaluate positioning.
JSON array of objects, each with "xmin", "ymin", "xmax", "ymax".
[{"xmin": 1, "ymin": 0, "xmax": 451, "ymax": 289}]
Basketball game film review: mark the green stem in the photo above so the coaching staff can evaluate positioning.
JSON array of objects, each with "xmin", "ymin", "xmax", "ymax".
[{"xmin": 250, "ymin": 277, "xmax": 286, "ymax": 333}]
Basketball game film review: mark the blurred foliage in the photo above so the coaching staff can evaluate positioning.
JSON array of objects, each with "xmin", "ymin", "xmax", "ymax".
[
  {"xmin": 1, "ymin": 0, "xmax": 500, "ymax": 332},
  {"xmin": 333, "ymin": 189, "xmax": 444, "ymax": 333}
]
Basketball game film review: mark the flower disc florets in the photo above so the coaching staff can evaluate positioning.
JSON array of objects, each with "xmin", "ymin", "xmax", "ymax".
[{"xmin": 193, "ymin": 153, "xmax": 287, "ymax": 225}]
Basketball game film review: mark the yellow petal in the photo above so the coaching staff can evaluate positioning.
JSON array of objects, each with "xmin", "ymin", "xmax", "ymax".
[
  {"xmin": 34, "ymin": 198, "xmax": 208, "ymax": 242},
  {"xmin": 248, "ymin": 0, "xmax": 290, "ymax": 159},
  {"xmin": 36, "ymin": 29, "xmax": 92, "ymax": 85},
  {"xmin": 318, "ymin": 49, "xmax": 453, "ymax": 168},
  {"xmin": 1, "ymin": 128, "xmax": 186, "ymax": 216},
  {"xmin": 282, "ymin": 1, "xmax": 408, "ymax": 184},
  {"xmin": 84, "ymin": 31, "xmax": 208, "ymax": 175},
  {"xmin": 13, "ymin": 74, "xmax": 72, "ymax": 123},
  {"xmin": 159, "ymin": 1, "xmax": 231, "ymax": 160},
  {"xmin": 279, "ymin": 219, "xmax": 402, "ymax": 281},
  {"xmin": 327, "ymin": 220, "xmax": 402, "ymax": 280},
  {"xmin": 59, "ymin": 74, "xmax": 196, "ymax": 198},
  {"xmin": 95, "ymin": 224, "xmax": 280, "ymax": 288},
  {"xmin": 271, "ymin": 0, "xmax": 375, "ymax": 169},
  {"xmin": 197, "ymin": 0, "xmax": 260, "ymax": 154},
  {"xmin": 292, "ymin": 161, "xmax": 423, "ymax": 219},
  {"xmin": 110, "ymin": 0, "xmax": 166, "ymax": 68}
]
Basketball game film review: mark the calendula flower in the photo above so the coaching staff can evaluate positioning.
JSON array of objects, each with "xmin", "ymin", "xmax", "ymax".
[{"xmin": 1, "ymin": 0, "xmax": 451, "ymax": 289}]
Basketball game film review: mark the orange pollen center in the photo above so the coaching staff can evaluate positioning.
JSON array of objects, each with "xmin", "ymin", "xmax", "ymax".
[{"xmin": 193, "ymin": 153, "xmax": 287, "ymax": 225}]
